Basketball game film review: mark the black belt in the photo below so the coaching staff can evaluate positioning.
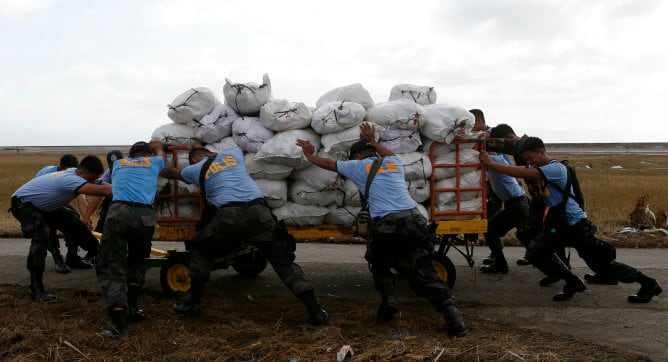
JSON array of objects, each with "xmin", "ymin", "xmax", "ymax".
[
  {"xmin": 219, "ymin": 197, "xmax": 266, "ymax": 208},
  {"xmin": 112, "ymin": 200, "xmax": 152, "ymax": 209},
  {"xmin": 504, "ymin": 195, "xmax": 527, "ymax": 204},
  {"xmin": 374, "ymin": 208, "xmax": 421, "ymax": 222}
]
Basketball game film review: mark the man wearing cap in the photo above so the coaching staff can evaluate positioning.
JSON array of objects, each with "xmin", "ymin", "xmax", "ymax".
[
  {"xmin": 159, "ymin": 146, "xmax": 329, "ymax": 327},
  {"xmin": 10, "ymin": 155, "xmax": 111, "ymax": 302},
  {"xmin": 95, "ymin": 141, "xmax": 166, "ymax": 338},
  {"xmin": 296, "ymin": 123, "xmax": 467, "ymax": 337}
]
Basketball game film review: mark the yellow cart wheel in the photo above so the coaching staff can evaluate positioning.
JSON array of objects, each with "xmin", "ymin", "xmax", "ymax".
[
  {"xmin": 433, "ymin": 253, "xmax": 457, "ymax": 290},
  {"xmin": 160, "ymin": 252, "xmax": 191, "ymax": 297}
]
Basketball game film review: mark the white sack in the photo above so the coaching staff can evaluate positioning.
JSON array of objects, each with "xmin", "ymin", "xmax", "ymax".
[
  {"xmin": 223, "ymin": 73, "xmax": 272, "ymax": 116},
  {"xmin": 244, "ymin": 153, "xmax": 293, "ymax": 180},
  {"xmin": 365, "ymin": 100, "xmax": 422, "ymax": 131},
  {"xmin": 398, "ymin": 152, "xmax": 432, "ymax": 180},
  {"xmin": 416, "ymin": 203, "xmax": 430, "ymax": 219},
  {"xmin": 321, "ymin": 122, "xmax": 384, "ymax": 154},
  {"xmin": 163, "ymin": 149, "xmax": 192, "ymax": 170},
  {"xmin": 316, "ymin": 83, "xmax": 375, "ymax": 110},
  {"xmin": 420, "ymin": 104, "xmax": 475, "ymax": 143},
  {"xmin": 343, "ymin": 178, "xmax": 362, "ymax": 207},
  {"xmin": 167, "ymin": 87, "xmax": 220, "ymax": 125},
  {"xmin": 254, "ymin": 178, "xmax": 288, "ymax": 208},
  {"xmin": 434, "ymin": 170, "xmax": 482, "ymax": 205},
  {"xmin": 260, "ymin": 99, "xmax": 312, "ymax": 131},
  {"xmin": 232, "ymin": 116, "xmax": 275, "ymax": 153},
  {"xmin": 256, "ymin": 128, "xmax": 320, "ymax": 169},
  {"xmin": 272, "ymin": 202, "xmax": 329, "ymax": 226},
  {"xmin": 289, "ymin": 180, "xmax": 343, "ymax": 207},
  {"xmin": 422, "ymin": 138, "xmax": 475, "ymax": 156},
  {"xmin": 205, "ymin": 137, "xmax": 238, "ymax": 153},
  {"xmin": 406, "ymin": 178, "xmax": 430, "ymax": 203},
  {"xmin": 194, "ymin": 104, "xmax": 239, "ymax": 144},
  {"xmin": 388, "ymin": 84, "xmax": 437, "ymax": 105},
  {"xmin": 432, "ymin": 148, "xmax": 479, "ymax": 180},
  {"xmin": 290, "ymin": 164, "xmax": 343, "ymax": 190},
  {"xmin": 151, "ymin": 123, "xmax": 199, "ymax": 146},
  {"xmin": 325, "ymin": 205, "xmax": 361, "ymax": 227},
  {"xmin": 155, "ymin": 199, "xmax": 201, "ymax": 219},
  {"xmin": 436, "ymin": 198, "xmax": 483, "ymax": 220},
  {"xmin": 378, "ymin": 129, "xmax": 421, "ymax": 154},
  {"xmin": 311, "ymin": 101, "xmax": 366, "ymax": 134}
]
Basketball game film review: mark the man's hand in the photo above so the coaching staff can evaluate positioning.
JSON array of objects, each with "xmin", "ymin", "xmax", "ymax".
[
  {"xmin": 359, "ymin": 122, "xmax": 376, "ymax": 144},
  {"xmin": 296, "ymin": 139, "xmax": 315, "ymax": 156},
  {"xmin": 479, "ymin": 150, "xmax": 492, "ymax": 166}
]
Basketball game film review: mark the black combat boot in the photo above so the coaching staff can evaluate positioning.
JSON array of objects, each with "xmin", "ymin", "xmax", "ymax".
[
  {"xmin": 28, "ymin": 270, "xmax": 56, "ymax": 302},
  {"xmin": 126, "ymin": 285, "xmax": 146, "ymax": 323},
  {"xmin": 480, "ymin": 250, "xmax": 508, "ymax": 274},
  {"xmin": 584, "ymin": 273, "xmax": 618, "ymax": 285},
  {"xmin": 550, "ymin": 255, "xmax": 586, "ymax": 301},
  {"xmin": 539, "ymin": 276, "xmax": 560, "ymax": 287},
  {"xmin": 66, "ymin": 249, "xmax": 93, "ymax": 269},
  {"xmin": 99, "ymin": 307, "xmax": 129, "ymax": 338},
  {"xmin": 51, "ymin": 249, "xmax": 70, "ymax": 274},
  {"xmin": 377, "ymin": 295, "xmax": 399, "ymax": 321},
  {"xmin": 297, "ymin": 290, "xmax": 329, "ymax": 326},
  {"xmin": 628, "ymin": 274, "xmax": 663, "ymax": 303},
  {"xmin": 173, "ymin": 277, "xmax": 205, "ymax": 318},
  {"xmin": 436, "ymin": 299, "xmax": 467, "ymax": 337}
]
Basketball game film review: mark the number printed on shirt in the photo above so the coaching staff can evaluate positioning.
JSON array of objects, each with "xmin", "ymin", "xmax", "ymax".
[{"xmin": 365, "ymin": 161, "xmax": 399, "ymax": 174}]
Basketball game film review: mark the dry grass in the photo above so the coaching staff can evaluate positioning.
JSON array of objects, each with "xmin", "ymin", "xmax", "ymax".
[{"xmin": 0, "ymin": 285, "xmax": 649, "ymax": 361}]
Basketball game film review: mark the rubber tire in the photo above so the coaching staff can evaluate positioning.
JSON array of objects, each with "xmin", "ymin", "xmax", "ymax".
[
  {"xmin": 160, "ymin": 252, "xmax": 192, "ymax": 297},
  {"xmin": 231, "ymin": 253, "xmax": 268, "ymax": 277},
  {"xmin": 433, "ymin": 253, "xmax": 457, "ymax": 290}
]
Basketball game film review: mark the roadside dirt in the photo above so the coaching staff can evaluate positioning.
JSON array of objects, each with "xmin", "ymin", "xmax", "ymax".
[{"xmin": 0, "ymin": 285, "xmax": 649, "ymax": 361}]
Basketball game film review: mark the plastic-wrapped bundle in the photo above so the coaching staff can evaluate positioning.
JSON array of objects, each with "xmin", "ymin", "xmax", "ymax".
[
  {"xmin": 289, "ymin": 180, "xmax": 343, "ymax": 207},
  {"xmin": 223, "ymin": 73, "xmax": 272, "ymax": 116},
  {"xmin": 311, "ymin": 101, "xmax": 366, "ymax": 134},
  {"xmin": 167, "ymin": 87, "xmax": 220, "ymax": 125},
  {"xmin": 320, "ymin": 122, "xmax": 384, "ymax": 154},
  {"xmin": 152, "ymin": 123, "xmax": 199, "ymax": 146},
  {"xmin": 272, "ymin": 202, "xmax": 330, "ymax": 226},
  {"xmin": 325, "ymin": 205, "xmax": 361, "ymax": 227},
  {"xmin": 388, "ymin": 84, "xmax": 437, "ymax": 105},
  {"xmin": 231, "ymin": 116, "xmax": 275, "ymax": 153},
  {"xmin": 290, "ymin": 164, "xmax": 343, "ymax": 191},
  {"xmin": 244, "ymin": 153, "xmax": 293, "ymax": 180},
  {"xmin": 432, "ymin": 148, "xmax": 479, "ymax": 180},
  {"xmin": 420, "ymin": 104, "xmax": 475, "ymax": 143},
  {"xmin": 204, "ymin": 137, "xmax": 238, "ymax": 153},
  {"xmin": 433, "ymin": 170, "xmax": 482, "ymax": 205},
  {"xmin": 398, "ymin": 152, "xmax": 432, "ymax": 180},
  {"xmin": 254, "ymin": 178, "xmax": 288, "ymax": 208},
  {"xmin": 255, "ymin": 129, "xmax": 320, "ymax": 169},
  {"xmin": 365, "ymin": 100, "xmax": 422, "ymax": 131},
  {"xmin": 378, "ymin": 129, "xmax": 422, "ymax": 154},
  {"xmin": 406, "ymin": 178, "xmax": 430, "ymax": 203},
  {"xmin": 259, "ymin": 99, "xmax": 312, "ymax": 131},
  {"xmin": 316, "ymin": 83, "xmax": 375, "ymax": 110},
  {"xmin": 193, "ymin": 104, "xmax": 239, "ymax": 144},
  {"xmin": 342, "ymin": 178, "xmax": 362, "ymax": 207}
]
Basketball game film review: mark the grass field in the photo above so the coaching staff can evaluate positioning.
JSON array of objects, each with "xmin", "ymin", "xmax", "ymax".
[{"xmin": 1, "ymin": 152, "xmax": 666, "ymax": 239}]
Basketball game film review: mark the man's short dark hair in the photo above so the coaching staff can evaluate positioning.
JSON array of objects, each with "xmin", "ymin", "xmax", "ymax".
[
  {"xmin": 518, "ymin": 136, "xmax": 545, "ymax": 154},
  {"xmin": 59, "ymin": 154, "xmax": 79, "ymax": 169},
  {"xmin": 79, "ymin": 155, "xmax": 104, "ymax": 175},
  {"xmin": 490, "ymin": 124, "xmax": 516, "ymax": 139},
  {"xmin": 349, "ymin": 140, "xmax": 376, "ymax": 159},
  {"xmin": 469, "ymin": 109, "xmax": 485, "ymax": 122},
  {"xmin": 129, "ymin": 141, "xmax": 154, "ymax": 158},
  {"xmin": 188, "ymin": 147, "xmax": 213, "ymax": 165}
]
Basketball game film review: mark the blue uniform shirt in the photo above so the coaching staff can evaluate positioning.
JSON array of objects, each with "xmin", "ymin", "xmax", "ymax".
[
  {"xmin": 487, "ymin": 154, "xmax": 525, "ymax": 202},
  {"xmin": 538, "ymin": 160, "xmax": 587, "ymax": 226},
  {"xmin": 13, "ymin": 168, "xmax": 88, "ymax": 212},
  {"xmin": 336, "ymin": 155, "xmax": 417, "ymax": 218},
  {"xmin": 111, "ymin": 156, "xmax": 165, "ymax": 205},
  {"xmin": 180, "ymin": 147, "xmax": 263, "ymax": 207},
  {"xmin": 100, "ymin": 168, "xmax": 112, "ymax": 184},
  {"xmin": 33, "ymin": 165, "xmax": 58, "ymax": 178}
]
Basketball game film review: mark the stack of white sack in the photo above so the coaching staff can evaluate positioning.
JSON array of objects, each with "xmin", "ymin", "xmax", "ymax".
[
  {"xmin": 223, "ymin": 74, "xmax": 273, "ymax": 116},
  {"xmin": 388, "ymin": 84, "xmax": 437, "ymax": 105}
]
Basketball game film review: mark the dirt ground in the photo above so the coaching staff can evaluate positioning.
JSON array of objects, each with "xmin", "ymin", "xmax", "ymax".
[{"xmin": 0, "ymin": 285, "xmax": 649, "ymax": 361}]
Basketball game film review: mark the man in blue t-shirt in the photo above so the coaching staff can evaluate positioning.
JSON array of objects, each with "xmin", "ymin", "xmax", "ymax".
[
  {"xmin": 10, "ymin": 156, "xmax": 112, "ymax": 302},
  {"xmin": 95, "ymin": 142, "xmax": 166, "ymax": 338},
  {"xmin": 160, "ymin": 146, "xmax": 328, "ymax": 327},
  {"xmin": 296, "ymin": 123, "xmax": 467, "ymax": 337},
  {"xmin": 480, "ymin": 137, "xmax": 662, "ymax": 303},
  {"xmin": 83, "ymin": 150, "xmax": 123, "ymax": 233}
]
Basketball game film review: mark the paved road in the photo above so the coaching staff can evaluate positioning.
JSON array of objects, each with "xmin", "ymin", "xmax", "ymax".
[{"xmin": 1, "ymin": 239, "xmax": 666, "ymax": 360}]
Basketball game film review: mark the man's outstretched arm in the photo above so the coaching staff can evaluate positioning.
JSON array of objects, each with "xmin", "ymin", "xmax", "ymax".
[
  {"xmin": 480, "ymin": 151, "xmax": 541, "ymax": 179},
  {"xmin": 295, "ymin": 139, "xmax": 337, "ymax": 172}
]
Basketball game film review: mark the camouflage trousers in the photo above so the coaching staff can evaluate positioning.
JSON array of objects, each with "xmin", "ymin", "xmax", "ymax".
[
  {"xmin": 10, "ymin": 197, "xmax": 98, "ymax": 273},
  {"xmin": 189, "ymin": 198, "xmax": 313, "ymax": 296},
  {"xmin": 366, "ymin": 209, "xmax": 453, "ymax": 306},
  {"xmin": 96, "ymin": 203, "xmax": 155, "ymax": 309}
]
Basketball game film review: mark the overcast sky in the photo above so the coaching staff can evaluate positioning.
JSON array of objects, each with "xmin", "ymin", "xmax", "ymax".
[{"xmin": 1, "ymin": 0, "xmax": 666, "ymax": 145}]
